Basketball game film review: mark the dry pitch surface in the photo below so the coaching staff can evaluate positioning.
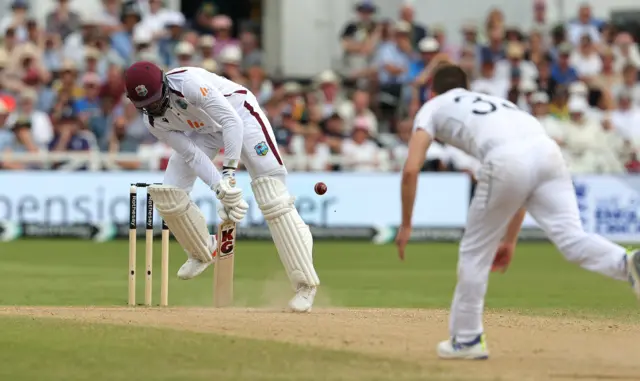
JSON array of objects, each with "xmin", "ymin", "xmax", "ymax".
[{"xmin": 1, "ymin": 306, "xmax": 638, "ymax": 381}]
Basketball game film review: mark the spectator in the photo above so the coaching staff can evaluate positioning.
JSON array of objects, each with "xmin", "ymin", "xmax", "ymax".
[
  {"xmin": 246, "ymin": 64, "xmax": 272, "ymax": 105},
  {"xmin": 108, "ymin": 99, "xmax": 148, "ymax": 169},
  {"xmin": 52, "ymin": 60, "xmax": 83, "ymax": 99},
  {"xmin": 158, "ymin": 12, "xmax": 185, "ymax": 67},
  {"xmin": 342, "ymin": 118, "xmax": 389, "ymax": 171},
  {"xmin": 374, "ymin": 21, "xmax": 414, "ymax": 93},
  {"xmin": 111, "ymin": 3, "xmax": 143, "ymax": 64},
  {"xmin": 48, "ymin": 110, "xmax": 91, "ymax": 155},
  {"xmin": 281, "ymin": 82, "xmax": 305, "ymax": 122},
  {"xmin": 0, "ymin": 100, "xmax": 16, "ymax": 168},
  {"xmin": 240, "ymin": 31, "xmax": 263, "ymax": 70},
  {"xmin": 100, "ymin": 0, "xmax": 124, "ymax": 30},
  {"xmin": 612, "ymin": 32, "xmax": 640, "ymax": 72},
  {"xmin": 139, "ymin": 0, "xmax": 173, "ymax": 38},
  {"xmin": 73, "ymin": 72, "xmax": 102, "ymax": 125},
  {"xmin": 611, "ymin": 90, "xmax": 640, "ymax": 141},
  {"xmin": 0, "ymin": 0, "xmax": 29, "ymax": 42},
  {"xmin": 551, "ymin": 43, "xmax": 579, "ymax": 86},
  {"xmin": 531, "ymin": 91, "xmax": 565, "ymax": 146},
  {"xmin": 567, "ymin": 3, "xmax": 601, "ymax": 45},
  {"xmin": 7, "ymin": 89, "xmax": 53, "ymax": 150},
  {"xmin": 211, "ymin": 15, "xmax": 239, "ymax": 58},
  {"xmin": 321, "ymin": 112, "xmax": 346, "ymax": 168},
  {"xmin": 612, "ymin": 64, "xmax": 640, "ymax": 107},
  {"xmin": 525, "ymin": 29, "xmax": 552, "ymax": 66},
  {"xmin": 485, "ymin": 8, "xmax": 505, "ymax": 31},
  {"xmin": 273, "ymin": 107, "xmax": 301, "ymax": 153},
  {"xmin": 174, "ymin": 41, "xmax": 195, "ymax": 67},
  {"xmin": 399, "ymin": 3, "xmax": 426, "ymax": 50},
  {"xmin": 431, "ymin": 25, "xmax": 456, "ymax": 60},
  {"xmin": 197, "ymin": 35, "xmax": 216, "ymax": 63},
  {"xmin": 563, "ymin": 96, "xmax": 608, "ymax": 173},
  {"xmin": 314, "ymin": 70, "xmax": 345, "ymax": 120},
  {"xmin": 529, "ymin": 0, "xmax": 550, "ymax": 36},
  {"xmin": 42, "ymin": 33, "xmax": 63, "ymax": 74},
  {"xmin": 339, "ymin": 2, "xmax": 378, "ymax": 81},
  {"xmin": 390, "ymin": 118, "xmax": 413, "ymax": 169},
  {"xmin": 536, "ymin": 58, "xmax": 556, "ymax": 97},
  {"xmin": 495, "ymin": 42, "xmax": 537, "ymax": 84},
  {"xmin": 201, "ymin": 58, "xmax": 218, "ymax": 74},
  {"xmin": 408, "ymin": 37, "xmax": 439, "ymax": 84},
  {"xmin": 471, "ymin": 55, "xmax": 508, "ymax": 97},
  {"xmin": 480, "ymin": 25, "xmax": 506, "ymax": 63},
  {"xmin": 549, "ymin": 85, "xmax": 570, "ymax": 120},
  {"xmin": 598, "ymin": 117, "xmax": 627, "ymax": 173},
  {"xmin": 460, "ymin": 21, "xmax": 479, "ymax": 51},
  {"xmin": 89, "ymin": 95, "xmax": 117, "ymax": 150},
  {"xmin": 45, "ymin": 0, "xmax": 81, "ymax": 41},
  {"xmin": 218, "ymin": 46, "xmax": 245, "ymax": 84},
  {"xmin": 593, "ymin": 47, "xmax": 622, "ymax": 90},
  {"xmin": 191, "ymin": 2, "xmax": 216, "ymax": 36},
  {"xmin": 131, "ymin": 27, "xmax": 161, "ymax": 66},
  {"xmin": 339, "ymin": 88, "xmax": 377, "ymax": 135},
  {"xmin": 289, "ymin": 125, "xmax": 331, "ymax": 172},
  {"xmin": 9, "ymin": 119, "xmax": 40, "ymax": 166},
  {"xmin": 64, "ymin": 16, "xmax": 100, "ymax": 67},
  {"xmin": 570, "ymin": 34, "xmax": 602, "ymax": 81}
]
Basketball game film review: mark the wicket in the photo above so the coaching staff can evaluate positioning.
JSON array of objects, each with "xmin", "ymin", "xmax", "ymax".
[{"xmin": 128, "ymin": 183, "xmax": 170, "ymax": 307}]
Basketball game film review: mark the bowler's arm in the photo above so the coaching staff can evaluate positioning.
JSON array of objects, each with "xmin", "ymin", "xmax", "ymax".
[
  {"xmin": 401, "ymin": 129, "xmax": 432, "ymax": 227},
  {"xmin": 148, "ymin": 125, "xmax": 222, "ymax": 189},
  {"xmin": 502, "ymin": 207, "xmax": 527, "ymax": 244}
]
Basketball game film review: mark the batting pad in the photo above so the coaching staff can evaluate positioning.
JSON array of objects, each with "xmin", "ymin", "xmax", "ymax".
[
  {"xmin": 251, "ymin": 177, "xmax": 320, "ymax": 287},
  {"xmin": 148, "ymin": 185, "xmax": 213, "ymax": 263}
]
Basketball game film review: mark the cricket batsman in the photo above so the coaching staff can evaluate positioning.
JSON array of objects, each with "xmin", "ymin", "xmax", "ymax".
[{"xmin": 123, "ymin": 61, "xmax": 320, "ymax": 312}]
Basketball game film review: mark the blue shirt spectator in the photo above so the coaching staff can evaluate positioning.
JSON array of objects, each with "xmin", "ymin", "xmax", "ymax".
[
  {"xmin": 373, "ymin": 22, "xmax": 414, "ymax": 85},
  {"xmin": 72, "ymin": 73, "xmax": 102, "ymax": 122},
  {"xmin": 551, "ymin": 43, "xmax": 579, "ymax": 85}
]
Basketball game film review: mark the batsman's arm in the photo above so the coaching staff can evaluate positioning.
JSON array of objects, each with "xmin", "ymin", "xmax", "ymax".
[
  {"xmin": 148, "ymin": 126, "xmax": 222, "ymax": 189},
  {"xmin": 401, "ymin": 129, "xmax": 432, "ymax": 227},
  {"xmin": 502, "ymin": 207, "xmax": 527, "ymax": 244},
  {"xmin": 185, "ymin": 80, "xmax": 243, "ymax": 171}
]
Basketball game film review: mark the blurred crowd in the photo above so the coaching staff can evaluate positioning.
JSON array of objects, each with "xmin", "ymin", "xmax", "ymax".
[{"xmin": 0, "ymin": 0, "xmax": 640, "ymax": 175}]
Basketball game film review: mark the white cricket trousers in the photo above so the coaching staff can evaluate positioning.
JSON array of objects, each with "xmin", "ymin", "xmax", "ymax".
[{"xmin": 451, "ymin": 137, "xmax": 628, "ymax": 342}]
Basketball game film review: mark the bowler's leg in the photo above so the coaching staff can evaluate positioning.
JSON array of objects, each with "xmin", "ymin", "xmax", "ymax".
[
  {"xmin": 526, "ymin": 176, "xmax": 628, "ymax": 281},
  {"xmin": 440, "ymin": 161, "xmax": 529, "ymax": 360}
]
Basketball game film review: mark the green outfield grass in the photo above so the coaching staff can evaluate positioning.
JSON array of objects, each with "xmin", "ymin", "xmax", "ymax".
[
  {"xmin": 0, "ymin": 240, "xmax": 637, "ymax": 314},
  {"xmin": 0, "ymin": 240, "xmax": 638, "ymax": 381}
]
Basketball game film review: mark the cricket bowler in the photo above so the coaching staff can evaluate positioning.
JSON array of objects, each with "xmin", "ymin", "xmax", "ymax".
[
  {"xmin": 395, "ymin": 64, "xmax": 640, "ymax": 359},
  {"xmin": 123, "ymin": 61, "xmax": 320, "ymax": 312}
]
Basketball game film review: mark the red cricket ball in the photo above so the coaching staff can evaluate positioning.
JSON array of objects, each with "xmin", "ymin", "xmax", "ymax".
[{"xmin": 314, "ymin": 182, "xmax": 327, "ymax": 195}]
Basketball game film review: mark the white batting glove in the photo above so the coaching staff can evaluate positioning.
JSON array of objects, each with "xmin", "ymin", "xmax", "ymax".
[{"xmin": 216, "ymin": 199, "xmax": 248, "ymax": 223}]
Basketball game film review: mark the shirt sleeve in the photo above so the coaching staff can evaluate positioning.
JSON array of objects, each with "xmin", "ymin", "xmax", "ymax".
[
  {"xmin": 341, "ymin": 23, "xmax": 358, "ymax": 39},
  {"xmin": 146, "ymin": 118, "xmax": 222, "ymax": 189},
  {"xmin": 182, "ymin": 78, "xmax": 243, "ymax": 169},
  {"xmin": 413, "ymin": 98, "xmax": 438, "ymax": 136}
]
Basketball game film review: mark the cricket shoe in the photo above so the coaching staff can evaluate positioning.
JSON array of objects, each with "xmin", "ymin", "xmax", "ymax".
[
  {"xmin": 288, "ymin": 284, "xmax": 317, "ymax": 313},
  {"xmin": 627, "ymin": 249, "xmax": 640, "ymax": 301},
  {"xmin": 177, "ymin": 235, "xmax": 217, "ymax": 280},
  {"xmin": 437, "ymin": 334, "xmax": 489, "ymax": 360}
]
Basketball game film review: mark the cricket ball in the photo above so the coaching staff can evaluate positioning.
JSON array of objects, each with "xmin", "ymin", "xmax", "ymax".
[{"xmin": 314, "ymin": 182, "xmax": 327, "ymax": 195}]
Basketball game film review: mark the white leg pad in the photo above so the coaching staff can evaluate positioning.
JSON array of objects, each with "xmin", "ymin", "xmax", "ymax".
[
  {"xmin": 148, "ymin": 185, "xmax": 213, "ymax": 263},
  {"xmin": 251, "ymin": 177, "xmax": 320, "ymax": 287}
]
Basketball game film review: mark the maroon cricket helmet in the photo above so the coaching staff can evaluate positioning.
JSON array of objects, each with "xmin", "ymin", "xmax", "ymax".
[{"xmin": 124, "ymin": 61, "xmax": 170, "ymax": 116}]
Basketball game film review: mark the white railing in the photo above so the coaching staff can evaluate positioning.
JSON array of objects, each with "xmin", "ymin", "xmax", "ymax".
[{"xmin": 0, "ymin": 151, "xmax": 401, "ymax": 172}]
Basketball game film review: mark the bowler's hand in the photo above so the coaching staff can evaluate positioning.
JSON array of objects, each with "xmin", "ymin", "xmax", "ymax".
[
  {"xmin": 395, "ymin": 225, "xmax": 412, "ymax": 261},
  {"xmin": 492, "ymin": 242, "xmax": 515, "ymax": 273}
]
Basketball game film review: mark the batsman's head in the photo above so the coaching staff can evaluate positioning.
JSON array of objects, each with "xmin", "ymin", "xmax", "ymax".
[
  {"xmin": 431, "ymin": 64, "xmax": 469, "ymax": 98},
  {"xmin": 124, "ymin": 61, "xmax": 170, "ymax": 117}
]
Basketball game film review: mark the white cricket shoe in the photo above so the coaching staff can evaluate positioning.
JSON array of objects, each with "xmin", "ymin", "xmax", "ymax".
[
  {"xmin": 437, "ymin": 334, "xmax": 489, "ymax": 360},
  {"xmin": 177, "ymin": 235, "xmax": 217, "ymax": 280},
  {"xmin": 627, "ymin": 250, "xmax": 640, "ymax": 300},
  {"xmin": 288, "ymin": 284, "xmax": 317, "ymax": 313}
]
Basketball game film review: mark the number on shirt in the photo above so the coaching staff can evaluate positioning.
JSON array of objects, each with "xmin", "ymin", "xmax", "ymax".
[{"xmin": 454, "ymin": 95, "xmax": 519, "ymax": 115}]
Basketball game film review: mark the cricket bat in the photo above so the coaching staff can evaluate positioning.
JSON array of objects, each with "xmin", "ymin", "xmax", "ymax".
[{"xmin": 213, "ymin": 219, "xmax": 236, "ymax": 307}]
